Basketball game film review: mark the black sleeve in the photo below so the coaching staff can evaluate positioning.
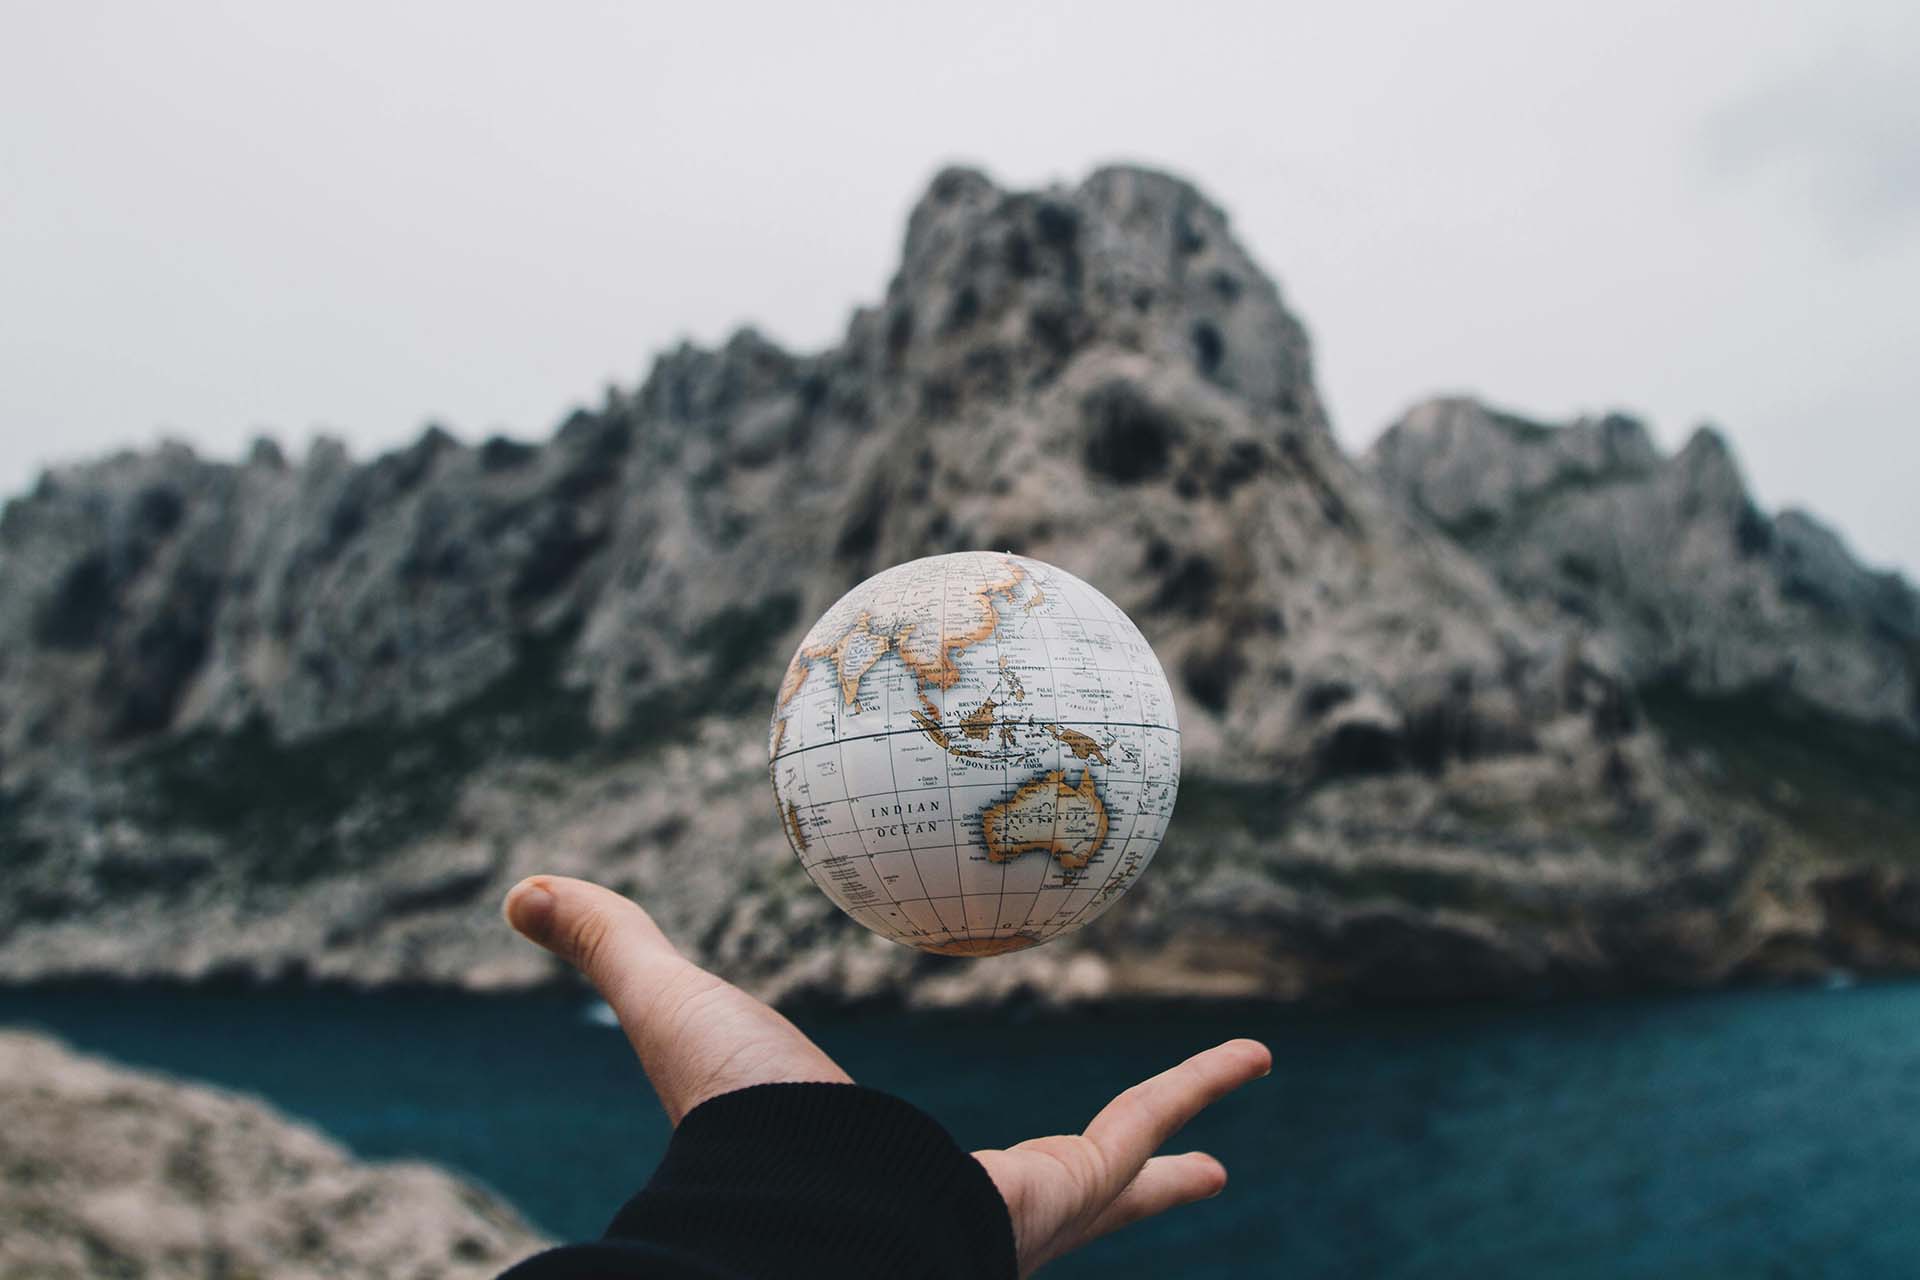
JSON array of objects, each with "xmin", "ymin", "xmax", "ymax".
[{"xmin": 498, "ymin": 1082, "xmax": 1019, "ymax": 1280}]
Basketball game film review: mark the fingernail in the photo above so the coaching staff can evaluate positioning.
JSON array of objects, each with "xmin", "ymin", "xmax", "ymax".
[{"xmin": 505, "ymin": 880, "xmax": 556, "ymax": 941}]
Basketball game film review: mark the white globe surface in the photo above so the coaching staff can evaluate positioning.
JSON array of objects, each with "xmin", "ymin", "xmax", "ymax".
[{"xmin": 769, "ymin": 552, "xmax": 1180, "ymax": 956}]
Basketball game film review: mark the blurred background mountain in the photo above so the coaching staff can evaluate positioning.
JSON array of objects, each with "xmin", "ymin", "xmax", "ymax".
[
  {"xmin": 5, "ymin": 160, "xmax": 1916, "ymax": 1005},
  {"xmin": 3, "ymin": 3, "xmax": 1918, "ymax": 1276}
]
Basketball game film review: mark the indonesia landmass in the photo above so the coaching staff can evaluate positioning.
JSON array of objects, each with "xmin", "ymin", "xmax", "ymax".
[{"xmin": 2, "ymin": 164, "xmax": 1918, "ymax": 1009}]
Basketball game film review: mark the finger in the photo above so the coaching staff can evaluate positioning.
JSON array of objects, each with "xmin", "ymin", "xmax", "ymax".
[
  {"xmin": 1081, "ymin": 1039, "xmax": 1270, "ymax": 1195},
  {"xmin": 1080, "ymin": 1152, "xmax": 1226, "ymax": 1243},
  {"xmin": 503, "ymin": 875, "xmax": 848, "ymax": 1122}
]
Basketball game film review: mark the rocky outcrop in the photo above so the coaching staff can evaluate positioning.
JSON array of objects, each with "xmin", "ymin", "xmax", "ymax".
[
  {"xmin": 0, "ymin": 1030, "xmax": 547, "ymax": 1277},
  {"xmin": 0, "ymin": 167, "xmax": 1911, "ymax": 1005},
  {"xmin": 1368, "ymin": 396, "xmax": 1920, "ymax": 735}
]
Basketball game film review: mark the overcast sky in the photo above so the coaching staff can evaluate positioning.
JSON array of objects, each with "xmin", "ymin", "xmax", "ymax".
[{"xmin": 4, "ymin": 1, "xmax": 1916, "ymax": 576}]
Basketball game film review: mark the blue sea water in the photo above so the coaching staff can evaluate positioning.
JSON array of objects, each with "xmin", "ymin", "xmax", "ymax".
[{"xmin": 3, "ymin": 980, "xmax": 1918, "ymax": 1279}]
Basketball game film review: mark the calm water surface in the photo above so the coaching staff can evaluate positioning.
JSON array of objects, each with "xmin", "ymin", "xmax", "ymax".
[{"xmin": 4, "ymin": 980, "xmax": 1917, "ymax": 1279}]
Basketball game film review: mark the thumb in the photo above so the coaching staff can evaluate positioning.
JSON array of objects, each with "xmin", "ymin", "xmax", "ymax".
[
  {"xmin": 503, "ymin": 874, "xmax": 704, "ymax": 1022},
  {"xmin": 503, "ymin": 875, "xmax": 851, "ymax": 1124}
]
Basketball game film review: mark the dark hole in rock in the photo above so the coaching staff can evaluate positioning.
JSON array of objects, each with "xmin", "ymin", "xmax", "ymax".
[
  {"xmin": 920, "ymin": 377, "xmax": 959, "ymax": 420},
  {"xmin": 1402, "ymin": 705, "xmax": 1485, "ymax": 774},
  {"xmin": 1082, "ymin": 381, "xmax": 1181, "ymax": 485},
  {"xmin": 1602, "ymin": 747, "xmax": 1635, "ymax": 799},
  {"xmin": 1300, "ymin": 681, "xmax": 1354, "ymax": 719},
  {"xmin": 1182, "ymin": 645, "xmax": 1243, "ymax": 714},
  {"xmin": 1174, "ymin": 208, "xmax": 1206, "ymax": 254},
  {"xmin": 886, "ymin": 307, "xmax": 915, "ymax": 362},
  {"xmin": 798, "ymin": 373, "xmax": 829, "ymax": 414},
  {"xmin": 1317, "ymin": 721, "xmax": 1400, "ymax": 778},
  {"xmin": 1735, "ymin": 501, "xmax": 1774, "ymax": 557},
  {"xmin": 325, "ymin": 492, "xmax": 367, "ymax": 550},
  {"xmin": 945, "ymin": 285, "xmax": 980, "ymax": 332},
  {"xmin": 135, "ymin": 486, "xmax": 184, "ymax": 538},
  {"xmin": 1192, "ymin": 322, "xmax": 1225, "ymax": 376},
  {"xmin": 1006, "ymin": 230, "xmax": 1035, "ymax": 278},
  {"xmin": 107, "ymin": 569, "xmax": 217, "ymax": 739},
  {"xmin": 36, "ymin": 553, "xmax": 114, "ymax": 649},
  {"xmin": 1035, "ymin": 202, "xmax": 1078, "ymax": 247}
]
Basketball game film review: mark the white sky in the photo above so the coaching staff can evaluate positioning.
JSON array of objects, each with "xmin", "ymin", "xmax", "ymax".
[{"xmin": 4, "ymin": 1, "xmax": 1916, "ymax": 576}]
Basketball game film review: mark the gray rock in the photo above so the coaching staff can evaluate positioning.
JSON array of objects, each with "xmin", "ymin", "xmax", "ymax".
[
  {"xmin": 0, "ymin": 167, "xmax": 1910, "ymax": 1004},
  {"xmin": 1368, "ymin": 396, "xmax": 1920, "ymax": 735},
  {"xmin": 0, "ymin": 1030, "xmax": 548, "ymax": 1277}
]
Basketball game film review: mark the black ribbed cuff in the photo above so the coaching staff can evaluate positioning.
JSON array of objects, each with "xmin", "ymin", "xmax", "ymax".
[{"xmin": 606, "ymin": 1082, "xmax": 1017, "ymax": 1280}]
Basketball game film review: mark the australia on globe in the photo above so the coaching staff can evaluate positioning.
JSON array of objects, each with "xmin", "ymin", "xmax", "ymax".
[{"xmin": 768, "ymin": 552, "xmax": 1180, "ymax": 956}]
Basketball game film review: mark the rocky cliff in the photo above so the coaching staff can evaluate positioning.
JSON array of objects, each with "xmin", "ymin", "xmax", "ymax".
[
  {"xmin": 1368, "ymin": 396, "xmax": 1920, "ymax": 925},
  {"xmin": 3, "ymin": 166, "xmax": 1916, "ymax": 1004},
  {"xmin": 1369, "ymin": 396, "xmax": 1920, "ymax": 735},
  {"xmin": 0, "ymin": 1030, "xmax": 547, "ymax": 1277}
]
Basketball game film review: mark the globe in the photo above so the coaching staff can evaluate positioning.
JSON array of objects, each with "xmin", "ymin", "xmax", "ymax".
[{"xmin": 768, "ymin": 552, "xmax": 1181, "ymax": 956}]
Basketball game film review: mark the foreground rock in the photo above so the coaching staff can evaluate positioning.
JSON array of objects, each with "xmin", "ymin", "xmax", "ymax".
[
  {"xmin": 1, "ymin": 167, "xmax": 1915, "ymax": 1004},
  {"xmin": 0, "ymin": 1030, "xmax": 548, "ymax": 1278}
]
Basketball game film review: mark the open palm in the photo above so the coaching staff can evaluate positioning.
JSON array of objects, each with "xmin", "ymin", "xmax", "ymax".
[{"xmin": 505, "ymin": 875, "xmax": 1269, "ymax": 1277}]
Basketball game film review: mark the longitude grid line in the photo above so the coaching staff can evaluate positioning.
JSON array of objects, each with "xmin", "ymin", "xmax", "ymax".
[
  {"xmin": 785, "ymin": 670, "xmax": 849, "ymax": 893},
  {"xmin": 1111, "ymin": 588, "xmax": 1153, "ymax": 858},
  {"xmin": 1029, "ymin": 570, "xmax": 1084, "ymax": 940},
  {"xmin": 939, "ymin": 556, "xmax": 971, "ymax": 944},
  {"xmin": 1108, "ymin": 596, "xmax": 1159, "ymax": 920},
  {"xmin": 989, "ymin": 556, "xmax": 1021, "ymax": 943},
  {"xmin": 1022, "ymin": 564, "xmax": 1076, "ymax": 942},
  {"xmin": 1046, "ymin": 572, "xmax": 1146, "ymax": 938},
  {"xmin": 997, "ymin": 557, "xmax": 1052, "ymax": 938},
  {"xmin": 876, "ymin": 601, "xmax": 940, "ymax": 943},
  {"xmin": 825, "ymin": 581, "xmax": 902, "ymax": 940},
  {"xmin": 1024, "ymin": 559, "xmax": 1082, "ymax": 940}
]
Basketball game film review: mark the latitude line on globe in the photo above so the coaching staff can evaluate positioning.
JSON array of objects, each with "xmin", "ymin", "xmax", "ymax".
[
  {"xmin": 768, "ymin": 720, "xmax": 1181, "ymax": 767},
  {"xmin": 786, "ymin": 726, "xmax": 1178, "ymax": 816}
]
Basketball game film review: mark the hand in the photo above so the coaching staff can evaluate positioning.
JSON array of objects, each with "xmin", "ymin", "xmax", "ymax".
[{"xmin": 503, "ymin": 875, "xmax": 1270, "ymax": 1277}]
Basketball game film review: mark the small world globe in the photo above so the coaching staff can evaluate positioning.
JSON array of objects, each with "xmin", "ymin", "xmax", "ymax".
[{"xmin": 769, "ymin": 552, "xmax": 1180, "ymax": 956}]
